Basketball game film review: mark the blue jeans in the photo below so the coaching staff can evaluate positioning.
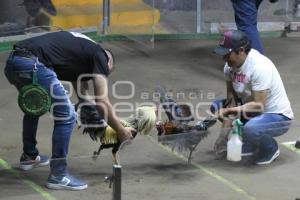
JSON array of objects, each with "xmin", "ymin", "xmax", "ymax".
[
  {"xmin": 211, "ymin": 99, "xmax": 292, "ymax": 153},
  {"xmin": 5, "ymin": 53, "xmax": 76, "ymax": 176},
  {"xmin": 231, "ymin": 0, "xmax": 265, "ymax": 54}
]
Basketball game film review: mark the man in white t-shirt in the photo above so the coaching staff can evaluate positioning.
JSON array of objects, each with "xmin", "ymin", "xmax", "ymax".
[{"xmin": 212, "ymin": 30, "xmax": 293, "ymax": 165}]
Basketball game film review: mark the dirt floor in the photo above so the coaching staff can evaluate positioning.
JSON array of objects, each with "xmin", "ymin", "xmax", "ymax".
[{"xmin": 0, "ymin": 37, "xmax": 300, "ymax": 200}]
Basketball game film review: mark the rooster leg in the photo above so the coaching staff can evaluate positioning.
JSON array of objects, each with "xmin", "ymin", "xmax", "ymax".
[
  {"xmin": 26, "ymin": 16, "xmax": 33, "ymax": 27},
  {"xmin": 93, "ymin": 145, "xmax": 104, "ymax": 161},
  {"xmin": 112, "ymin": 152, "xmax": 120, "ymax": 165},
  {"xmin": 112, "ymin": 145, "xmax": 120, "ymax": 165},
  {"xmin": 112, "ymin": 153, "xmax": 117, "ymax": 165},
  {"xmin": 187, "ymin": 150, "xmax": 193, "ymax": 164}
]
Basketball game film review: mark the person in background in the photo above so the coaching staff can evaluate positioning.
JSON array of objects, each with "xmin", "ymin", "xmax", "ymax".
[{"xmin": 231, "ymin": 0, "xmax": 279, "ymax": 54}]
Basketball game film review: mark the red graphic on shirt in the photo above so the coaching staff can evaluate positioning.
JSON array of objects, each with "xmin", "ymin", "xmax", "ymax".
[{"xmin": 233, "ymin": 72, "xmax": 246, "ymax": 83}]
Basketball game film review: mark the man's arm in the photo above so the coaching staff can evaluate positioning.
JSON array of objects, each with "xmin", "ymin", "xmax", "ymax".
[
  {"xmin": 220, "ymin": 90, "xmax": 267, "ymax": 117},
  {"xmin": 226, "ymin": 80, "xmax": 238, "ymax": 108},
  {"xmin": 216, "ymin": 81, "xmax": 238, "ymax": 123},
  {"xmin": 92, "ymin": 74, "xmax": 134, "ymax": 141},
  {"xmin": 72, "ymin": 80, "xmax": 93, "ymax": 103}
]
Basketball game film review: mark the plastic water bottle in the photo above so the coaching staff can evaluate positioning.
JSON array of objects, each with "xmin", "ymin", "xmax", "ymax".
[{"xmin": 227, "ymin": 119, "xmax": 243, "ymax": 162}]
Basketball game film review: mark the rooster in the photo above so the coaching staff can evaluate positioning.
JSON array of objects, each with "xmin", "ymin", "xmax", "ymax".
[
  {"xmin": 155, "ymin": 86, "xmax": 217, "ymax": 163},
  {"xmin": 77, "ymin": 104, "xmax": 156, "ymax": 164}
]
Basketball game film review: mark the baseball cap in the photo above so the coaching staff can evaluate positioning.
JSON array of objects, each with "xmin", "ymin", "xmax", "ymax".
[{"xmin": 214, "ymin": 30, "xmax": 250, "ymax": 56}]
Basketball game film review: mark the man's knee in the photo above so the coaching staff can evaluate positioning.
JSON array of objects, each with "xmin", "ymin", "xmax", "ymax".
[{"xmin": 52, "ymin": 103, "xmax": 76, "ymax": 125}]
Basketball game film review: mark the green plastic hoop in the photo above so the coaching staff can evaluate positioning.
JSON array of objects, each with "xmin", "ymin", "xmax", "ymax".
[
  {"xmin": 18, "ymin": 84, "xmax": 51, "ymax": 116},
  {"xmin": 17, "ymin": 69, "xmax": 51, "ymax": 116}
]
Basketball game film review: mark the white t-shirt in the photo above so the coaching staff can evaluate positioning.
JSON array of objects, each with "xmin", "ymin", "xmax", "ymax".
[{"xmin": 224, "ymin": 49, "xmax": 294, "ymax": 119}]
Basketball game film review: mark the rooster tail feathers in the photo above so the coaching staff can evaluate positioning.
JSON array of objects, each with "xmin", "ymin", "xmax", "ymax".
[{"xmin": 101, "ymin": 126, "xmax": 119, "ymax": 144}]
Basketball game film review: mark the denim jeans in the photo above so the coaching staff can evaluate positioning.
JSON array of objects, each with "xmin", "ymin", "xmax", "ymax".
[
  {"xmin": 211, "ymin": 99, "xmax": 292, "ymax": 153},
  {"xmin": 231, "ymin": 0, "xmax": 265, "ymax": 54},
  {"xmin": 5, "ymin": 53, "xmax": 76, "ymax": 176}
]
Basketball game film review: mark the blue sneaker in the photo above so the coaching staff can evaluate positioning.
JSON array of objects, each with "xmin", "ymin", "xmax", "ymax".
[
  {"xmin": 20, "ymin": 153, "xmax": 49, "ymax": 171},
  {"xmin": 256, "ymin": 148, "xmax": 280, "ymax": 165},
  {"xmin": 46, "ymin": 174, "xmax": 88, "ymax": 190}
]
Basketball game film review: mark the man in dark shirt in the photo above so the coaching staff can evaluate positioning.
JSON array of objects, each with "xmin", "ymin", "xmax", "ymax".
[{"xmin": 4, "ymin": 31, "xmax": 134, "ymax": 190}]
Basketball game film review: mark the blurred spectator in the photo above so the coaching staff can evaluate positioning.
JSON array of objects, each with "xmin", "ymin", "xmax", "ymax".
[
  {"xmin": 23, "ymin": 0, "xmax": 56, "ymax": 27},
  {"xmin": 231, "ymin": 0, "xmax": 278, "ymax": 55},
  {"xmin": 24, "ymin": 0, "xmax": 56, "ymax": 17}
]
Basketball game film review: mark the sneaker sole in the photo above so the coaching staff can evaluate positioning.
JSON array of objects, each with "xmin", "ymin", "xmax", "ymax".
[
  {"xmin": 241, "ymin": 152, "xmax": 254, "ymax": 157},
  {"xmin": 19, "ymin": 160, "xmax": 50, "ymax": 171},
  {"xmin": 256, "ymin": 149, "xmax": 280, "ymax": 165},
  {"xmin": 46, "ymin": 182, "xmax": 88, "ymax": 191}
]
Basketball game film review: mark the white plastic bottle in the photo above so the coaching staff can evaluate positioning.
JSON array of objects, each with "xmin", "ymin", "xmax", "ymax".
[{"xmin": 227, "ymin": 119, "xmax": 243, "ymax": 162}]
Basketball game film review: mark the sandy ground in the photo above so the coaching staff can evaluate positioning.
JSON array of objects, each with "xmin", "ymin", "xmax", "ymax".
[{"xmin": 0, "ymin": 37, "xmax": 300, "ymax": 200}]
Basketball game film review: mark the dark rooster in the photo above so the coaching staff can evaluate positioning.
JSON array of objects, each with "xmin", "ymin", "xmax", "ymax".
[{"xmin": 155, "ymin": 86, "xmax": 217, "ymax": 163}]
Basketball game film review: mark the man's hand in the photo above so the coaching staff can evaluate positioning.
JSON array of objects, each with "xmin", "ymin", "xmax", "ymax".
[
  {"xmin": 118, "ymin": 127, "xmax": 135, "ymax": 142},
  {"xmin": 217, "ymin": 108, "xmax": 235, "ymax": 121},
  {"xmin": 218, "ymin": 108, "xmax": 230, "ymax": 118}
]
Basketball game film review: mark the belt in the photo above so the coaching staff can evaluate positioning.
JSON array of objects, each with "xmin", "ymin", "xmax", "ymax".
[{"xmin": 12, "ymin": 47, "xmax": 36, "ymax": 59}]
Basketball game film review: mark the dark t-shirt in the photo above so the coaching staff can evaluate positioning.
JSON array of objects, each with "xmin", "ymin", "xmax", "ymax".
[{"xmin": 15, "ymin": 31, "xmax": 109, "ymax": 81}]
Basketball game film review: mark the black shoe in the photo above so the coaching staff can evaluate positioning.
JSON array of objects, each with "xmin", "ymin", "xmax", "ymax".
[{"xmin": 20, "ymin": 153, "xmax": 49, "ymax": 171}]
